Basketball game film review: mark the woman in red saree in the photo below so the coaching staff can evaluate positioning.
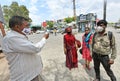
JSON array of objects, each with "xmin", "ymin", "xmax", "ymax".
[{"xmin": 64, "ymin": 27, "xmax": 78, "ymax": 70}]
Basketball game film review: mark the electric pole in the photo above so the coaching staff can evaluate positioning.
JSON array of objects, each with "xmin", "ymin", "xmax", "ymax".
[
  {"xmin": 103, "ymin": 0, "xmax": 107, "ymax": 20},
  {"xmin": 73, "ymin": 0, "xmax": 76, "ymax": 21}
]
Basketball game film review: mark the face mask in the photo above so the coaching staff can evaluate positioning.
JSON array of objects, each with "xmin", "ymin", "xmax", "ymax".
[
  {"xmin": 22, "ymin": 28, "xmax": 30, "ymax": 34},
  {"xmin": 67, "ymin": 31, "xmax": 72, "ymax": 34},
  {"xmin": 96, "ymin": 26, "xmax": 104, "ymax": 32}
]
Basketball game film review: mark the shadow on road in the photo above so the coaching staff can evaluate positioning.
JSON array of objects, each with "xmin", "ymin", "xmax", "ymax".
[
  {"xmin": 79, "ymin": 59, "xmax": 95, "ymax": 78},
  {"xmin": 79, "ymin": 59, "xmax": 111, "ymax": 81}
]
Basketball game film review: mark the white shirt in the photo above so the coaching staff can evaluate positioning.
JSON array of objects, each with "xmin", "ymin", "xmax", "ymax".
[
  {"xmin": 2, "ymin": 30, "xmax": 46, "ymax": 81},
  {"xmin": 0, "ymin": 31, "xmax": 3, "ymax": 50}
]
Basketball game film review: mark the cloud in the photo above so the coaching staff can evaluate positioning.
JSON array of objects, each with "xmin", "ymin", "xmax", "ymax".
[
  {"xmin": 21, "ymin": 0, "xmax": 25, "ymax": 2},
  {"xmin": 44, "ymin": 0, "xmax": 103, "ymax": 20},
  {"xmin": 30, "ymin": 0, "xmax": 38, "ymax": 5},
  {"xmin": 1, "ymin": 0, "xmax": 120, "ymax": 23},
  {"xmin": 28, "ymin": 0, "xmax": 120, "ymax": 23},
  {"xmin": 28, "ymin": 0, "xmax": 40, "ymax": 24},
  {"xmin": 29, "ymin": 6, "xmax": 38, "ymax": 14},
  {"xmin": 29, "ymin": 13, "xmax": 42, "ymax": 24},
  {"xmin": 45, "ymin": 0, "xmax": 73, "ymax": 20},
  {"xmin": 107, "ymin": 2, "xmax": 120, "ymax": 22}
]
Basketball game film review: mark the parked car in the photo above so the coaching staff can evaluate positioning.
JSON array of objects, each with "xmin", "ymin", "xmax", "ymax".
[
  {"xmin": 49, "ymin": 29, "xmax": 54, "ymax": 34},
  {"xmin": 36, "ymin": 30, "xmax": 45, "ymax": 34},
  {"xmin": 114, "ymin": 23, "xmax": 120, "ymax": 28}
]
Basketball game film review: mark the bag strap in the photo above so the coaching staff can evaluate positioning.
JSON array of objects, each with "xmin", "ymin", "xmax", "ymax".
[
  {"xmin": 92, "ymin": 32, "xmax": 97, "ymax": 48},
  {"xmin": 108, "ymin": 31, "xmax": 113, "ymax": 48},
  {"xmin": 85, "ymin": 32, "xmax": 92, "ymax": 42}
]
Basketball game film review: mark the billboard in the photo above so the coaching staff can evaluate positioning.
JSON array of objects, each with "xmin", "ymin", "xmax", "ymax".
[{"xmin": 42, "ymin": 22, "xmax": 47, "ymax": 27}]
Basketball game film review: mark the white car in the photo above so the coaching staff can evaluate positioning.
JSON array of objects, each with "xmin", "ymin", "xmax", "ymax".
[{"xmin": 36, "ymin": 30, "xmax": 45, "ymax": 34}]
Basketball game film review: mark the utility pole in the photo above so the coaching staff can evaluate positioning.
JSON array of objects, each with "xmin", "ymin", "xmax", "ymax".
[
  {"xmin": 73, "ymin": 0, "xmax": 76, "ymax": 21},
  {"xmin": 103, "ymin": 0, "xmax": 107, "ymax": 20}
]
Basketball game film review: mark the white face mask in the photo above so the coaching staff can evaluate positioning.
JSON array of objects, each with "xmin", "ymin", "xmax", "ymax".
[
  {"xmin": 96, "ymin": 26, "xmax": 104, "ymax": 32},
  {"xmin": 22, "ymin": 28, "xmax": 31, "ymax": 34}
]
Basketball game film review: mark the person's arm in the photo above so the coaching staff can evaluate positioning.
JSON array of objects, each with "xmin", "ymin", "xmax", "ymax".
[
  {"xmin": 111, "ymin": 35, "xmax": 117, "ymax": 59},
  {"xmin": 0, "ymin": 22, "xmax": 6, "ymax": 37},
  {"xmin": 109, "ymin": 34, "xmax": 117, "ymax": 64},
  {"xmin": 64, "ymin": 44, "xmax": 67, "ymax": 54},
  {"xmin": 5, "ymin": 34, "xmax": 49, "ymax": 54},
  {"xmin": 64, "ymin": 35, "xmax": 67, "ymax": 54},
  {"xmin": 34, "ymin": 37, "xmax": 46, "ymax": 50}
]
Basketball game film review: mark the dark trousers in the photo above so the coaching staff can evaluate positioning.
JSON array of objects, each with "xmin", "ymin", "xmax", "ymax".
[{"xmin": 92, "ymin": 52, "xmax": 116, "ymax": 81}]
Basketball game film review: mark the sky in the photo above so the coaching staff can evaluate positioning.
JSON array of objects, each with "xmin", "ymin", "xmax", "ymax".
[{"xmin": 0, "ymin": 0, "xmax": 120, "ymax": 24}]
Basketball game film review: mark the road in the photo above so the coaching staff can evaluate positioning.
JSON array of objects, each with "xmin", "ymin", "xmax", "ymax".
[{"xmin": 0, "ymin": 27, "xmax": 120, "ymax": 81}]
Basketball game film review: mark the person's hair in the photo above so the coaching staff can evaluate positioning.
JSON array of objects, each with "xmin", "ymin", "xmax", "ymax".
[
  {"xmin": 97, "ymin": 20, "xmax": 107, "ymax": 26},
  {"xmin": 65, "ymin": 26, "xmax": 72, "ymax": 33},
  {"xmin": 9, "ymin": 16, "xmax": 28, "ymax": 28},
  {"xmin": 85, "ymin": 27, "xmax": 90, "ymax": 31}
]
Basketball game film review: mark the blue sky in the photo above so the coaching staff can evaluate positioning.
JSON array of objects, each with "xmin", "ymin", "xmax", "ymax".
[{"xmin": 0, "ymin": 0, "xmax": 120, "ymax": 24}]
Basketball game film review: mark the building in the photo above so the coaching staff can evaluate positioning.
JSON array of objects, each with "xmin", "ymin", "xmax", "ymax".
[{"xmin": 77, "ymin": 13, "xmax": 97, "ymax": 32}]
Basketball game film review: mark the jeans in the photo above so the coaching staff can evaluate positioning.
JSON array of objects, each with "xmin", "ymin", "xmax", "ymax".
[{"xmin": 92, "ymin": 52, "xmax": 116, "ymax": 81}]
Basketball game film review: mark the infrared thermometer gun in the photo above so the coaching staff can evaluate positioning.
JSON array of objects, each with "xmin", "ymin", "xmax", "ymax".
[{"xmin": 45, "ymin": 30, "xmax": 50, "ymax": 34}]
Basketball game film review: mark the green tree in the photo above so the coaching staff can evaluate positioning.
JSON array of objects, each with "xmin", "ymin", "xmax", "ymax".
[
  {"xmin": 64, "ymin": 17, "xmax": 74, "ymax": 23},
  {"xmin": 2, "ymin": 1, "xmax": 31, "ymax": 27},
  {"xmin": 47, "ymin": 21, "xmax": 54, "ymax": 29}
]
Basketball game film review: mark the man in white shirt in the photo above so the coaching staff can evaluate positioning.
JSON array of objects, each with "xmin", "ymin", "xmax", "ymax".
[{"xmin": 2, "ymin": 16, "xmax": 49, "ymax": 81}]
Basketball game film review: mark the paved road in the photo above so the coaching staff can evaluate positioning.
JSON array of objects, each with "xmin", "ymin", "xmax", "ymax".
[{"xmin": 0, "ymin": 27, "xmax": 120, "ymax": 81}]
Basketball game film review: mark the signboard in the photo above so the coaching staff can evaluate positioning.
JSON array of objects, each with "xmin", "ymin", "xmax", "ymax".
[
  {"xmin": 42, "ymin": 22, "xmax": 47, "ymax": 27},
  {"xmin": 79, "ymin": 14, "xmax": 86, "ymax": 21}
]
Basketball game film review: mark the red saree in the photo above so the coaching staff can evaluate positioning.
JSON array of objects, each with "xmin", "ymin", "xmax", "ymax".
[{"xmin": 64, "ymin": 34, "xmax": 78, "ymax": 70}]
